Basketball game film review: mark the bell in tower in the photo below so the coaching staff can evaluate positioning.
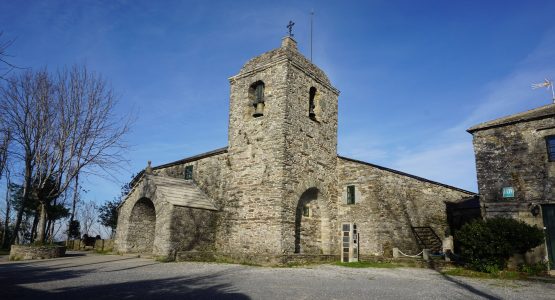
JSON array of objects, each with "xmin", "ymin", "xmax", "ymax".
[{"xmin": 252, "ymin": 81, "xmax": 265, "ymax": 117}]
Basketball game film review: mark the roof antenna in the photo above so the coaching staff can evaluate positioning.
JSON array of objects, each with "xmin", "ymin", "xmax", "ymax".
[
  {"xmin": 310, "ymin": 9, "xmax": 314, "ymax": 62},
  {"xmin": 532, "ymin": 78, "xmax": 555, "ymax": 103}
]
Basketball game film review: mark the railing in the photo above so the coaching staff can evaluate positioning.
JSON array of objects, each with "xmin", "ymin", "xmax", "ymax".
[{"xmin": 411, "ymin": 226, "xmax": 442, "ymax": 253}]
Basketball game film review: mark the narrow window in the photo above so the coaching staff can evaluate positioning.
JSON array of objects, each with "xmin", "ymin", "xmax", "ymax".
[
  {"xmin": 347, "ymin": 185, "xmax": 356, "ymax": 204},
  {"xmin": 303, "ymin": 205, "xmax": 310, "ymax": 217},
  {"xmin": 547, "ymin": 136, "xmax": 555, "ymax": 161},
  {"xmin": 184, "ymin": 165, "xmax": 193, "ymax": 180},
  {"xmin": 250, "ymin": 81, "xmax": 265, "ymax": 118},
  {"xmin": 309, "ymin": 87, "xmax": 317, "ymax": 120}
]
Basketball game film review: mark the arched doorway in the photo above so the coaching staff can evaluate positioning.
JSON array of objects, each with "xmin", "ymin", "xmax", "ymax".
[
  {"xmin": 126, "ymin": 198, "xmax": 156, "ymax": 253},
  {"xmin": 294, "ymin": 188, "xmax": 328, "ymax": 254}
]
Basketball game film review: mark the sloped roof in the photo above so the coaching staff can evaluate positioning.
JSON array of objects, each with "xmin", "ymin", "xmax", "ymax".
[
  {"xmin": 338, "ymin": 156, "xmax": 475, "ymax": 195},
  {"xmin": 129, "ymin": 147, "xmax": 228, "ymax": 188},
  {"xmin": 147, "ymin": 175, "xmax": 218, "ymax": 211},
  {"xmin": 467, "ymin": 103, "xmax": 555, "ymax": 133}
]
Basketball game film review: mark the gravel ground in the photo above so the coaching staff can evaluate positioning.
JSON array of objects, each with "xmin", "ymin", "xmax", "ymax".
[{"xmin": 0, "ymin": 252, "xmax": 553, "ymax": 299}]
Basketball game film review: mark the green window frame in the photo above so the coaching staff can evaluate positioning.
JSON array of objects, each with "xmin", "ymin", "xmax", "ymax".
[
  {"xmin": 547, "ymin": 135, "xmax": 555, "ymax": 162},
  {"xmin": 347, "ymin": 185, "xmax": 356, "ymax": 205},
  {"xmin": 184, "ymin": 165, "xmax": 193, "ymax": 180}
]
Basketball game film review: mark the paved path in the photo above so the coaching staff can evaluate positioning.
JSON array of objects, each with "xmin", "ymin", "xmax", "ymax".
[{"xmin": 0, "ymin": 252, "xmax": 553, "ymax": 299}]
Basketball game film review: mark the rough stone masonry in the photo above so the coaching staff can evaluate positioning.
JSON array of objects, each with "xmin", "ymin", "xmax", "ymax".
[
  {"xmin": 114, "ymin": 36, "xmax": 473, "ymax": 264},
  {"xmin": 468, "ymin": 103, "xmax": 555, "ymax": 265}
]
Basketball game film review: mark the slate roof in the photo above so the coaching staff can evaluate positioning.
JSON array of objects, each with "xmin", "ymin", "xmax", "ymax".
[
  {"xmin": 467, "ymin": 103, "xmax": 555, "ymax": 133},
  {"xmin": 129, "ymin": 147, "xmax": 228, "ymax": 188},
  {"xmin": 146, "ymin": 175, "xmax": 218, "ymax": 211}
]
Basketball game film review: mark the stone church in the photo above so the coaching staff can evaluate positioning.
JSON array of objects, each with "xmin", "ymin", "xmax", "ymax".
[{"xmin": 114, "ymin": 36, "xmax": 474, "ymax": 264}]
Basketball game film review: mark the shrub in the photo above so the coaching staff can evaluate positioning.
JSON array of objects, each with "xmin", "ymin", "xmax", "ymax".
[
  {"xmin": 455, "ymin": 217, "xmax": 544, "ymax": 273},
  {"xmin": 518, "ymin": 262, "xmax": 548, "ymax": 276}
]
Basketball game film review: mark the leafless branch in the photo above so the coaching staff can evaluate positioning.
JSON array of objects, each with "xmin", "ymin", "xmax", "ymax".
[
  {"xmin": 0, "ymin": 32, "xmax": 24, "ymax": 81},
  {"xmin": 0, "ymin": 65, "xmax": 131, "ymax": 243}
]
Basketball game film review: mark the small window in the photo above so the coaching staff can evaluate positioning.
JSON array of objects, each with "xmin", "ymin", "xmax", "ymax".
[
  {"xmin": 184, "ymin": 165, "xmax": 193, "ymax": 180},
  {"xmin": 547, "ymin": 136, "xmax": 555, "ymax": 161},
  {"xmin": 309, "ymin": 87, "xmax": 317, "ymax": 120},
  {"xmin": 302, "ymin": 205, "xmax": 310, "ymax": 217},
  {"xmin": 347, "ymin": 185, "xmax": 356, "ymax": 204}
]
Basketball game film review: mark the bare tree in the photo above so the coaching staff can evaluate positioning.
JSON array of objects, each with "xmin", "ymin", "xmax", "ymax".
[
  {"xmin": 1, "ymin": 168, "xmax": 10, "ymax": 247},
  {"xmin": 0, "ymin": 70, "xmax": 52, "ymax": 245},
  {"xmin": 0, "ymin": 65, "xmax": 130, "ymax": 244},
  {"xmin": 0, "ymin": 32, "xmax": 20, "ymax": 81},
  {"xmin": 0, "ymin": 128, "xmax": 8, "ymax": 180},
  {"xmin": 78, "ymin": 200, "xmax": 98, "ymax": 237}
]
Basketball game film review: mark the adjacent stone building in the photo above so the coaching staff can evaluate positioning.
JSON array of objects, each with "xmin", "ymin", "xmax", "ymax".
[
  {"xmin": 115, "ymin": 37, "xmax": 474, "ymax": 264},
  {"xmin": 468, "ymin": 103, "xmax": 555, "ymax": 267}
]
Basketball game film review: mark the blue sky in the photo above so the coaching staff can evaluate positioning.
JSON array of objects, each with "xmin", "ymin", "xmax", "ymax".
[{"xmin": 1, "ymin": 0, "xmax": 555, "ymax": 203}]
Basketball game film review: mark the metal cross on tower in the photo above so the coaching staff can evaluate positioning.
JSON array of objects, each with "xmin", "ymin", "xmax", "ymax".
[{"xmin": 287, "ymin": 20, "xmax": 295, "ymax": 37}]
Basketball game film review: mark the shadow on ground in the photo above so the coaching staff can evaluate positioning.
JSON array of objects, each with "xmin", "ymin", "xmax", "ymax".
[
  {"xmin": 0, "ymin": 257, "xmax": 250, "ymax": 300},
  {"xmin": 9, "ymin": 275, "xmax": 249, "ymax": 300},
  {"xmin": 425, "ymin": 259, "xmax": 501, "ymax": 300}
]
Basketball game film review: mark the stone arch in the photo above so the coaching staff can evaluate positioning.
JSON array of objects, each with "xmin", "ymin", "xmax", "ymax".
[
  {"xmin": 294, "ymin": 187, "xmax": 330, "ymax": 254},
  {"xmin": 126, "ymin": 197, "xmax": 156, "ymax": 254}
]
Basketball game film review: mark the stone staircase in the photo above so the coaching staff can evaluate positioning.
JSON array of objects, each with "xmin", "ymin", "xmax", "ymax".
[{"xmin": 411, "ymin": 226, "xmax": 442, "ymax": 254}]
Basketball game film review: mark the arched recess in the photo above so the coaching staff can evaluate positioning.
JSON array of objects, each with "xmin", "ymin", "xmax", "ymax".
[
  {"xmin": 126, "ymin": 197, "xmax": 156, "ymax": 254},
  {"xmin": 294, "ymin": 187, "xmax": 330, "ymax": 254}
]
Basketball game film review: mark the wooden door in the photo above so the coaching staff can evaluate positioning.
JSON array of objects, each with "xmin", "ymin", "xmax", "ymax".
[{"xmin": 542, "ymin": 205, "xmax": 555, "ymax": 268}]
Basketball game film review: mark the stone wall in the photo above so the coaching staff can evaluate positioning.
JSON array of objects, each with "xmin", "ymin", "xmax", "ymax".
[
  {"xmin": 224, "ymin": 37, "xmax": 341, "ymax": 258},
  {"xmin": 471, "ymin": 116, "xmax": 555, "ymax": 264},
  {"xmin": 225, "ymin": 39, "xmax": 291, "ymax": 256},
  {"xmin": 115, "ymin": 177, "xmax": 173, "ymax": 257},
  {"xmin": 337, "ymin": 157, "xmax": 473, "ymax": 256},
  {"xmin": 10, "ymin": 245, "xmax": 66, "ymax": 261},
  {"xmin": 116, "ymin": 151, "xmax": 229, "ymax": 258},
  {"xmin": 127, "ymin": 198, "xmax": 156, "ymax": 253},
  {"xmin": 152, "ymin": 151, "xmax": 232, "ymax": 253},
  {"xmin": 280, "ymin": 47, "xmax": 340, "ymax": 255},
  {"xmin": 153, "ymin": 151, "xmax": 229, "ymax": 209},
  {"xmin": 170, "ymin": 206, "xmax": 217, "ymax": 252},
  {"xmin": 471, "ymin": 117, "xmax": 555, "ymax": 214},
  {"xmin": 66, "ymin": 239, "xmax": 114, "ymax": 252}
]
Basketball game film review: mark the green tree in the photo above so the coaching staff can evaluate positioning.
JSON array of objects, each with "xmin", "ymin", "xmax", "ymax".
[
  {"xmin": 98, "ymin": 200, "xmax": 120, "ymax": 238},
  {"xmin": 67, "ymin": 220, "xmax": 80, "ymax": 239}
]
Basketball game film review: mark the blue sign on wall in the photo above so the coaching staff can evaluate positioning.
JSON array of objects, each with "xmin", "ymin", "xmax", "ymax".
[{"xmin": 502, "ymin": 187, "xmax": 515, "ymax": 198}]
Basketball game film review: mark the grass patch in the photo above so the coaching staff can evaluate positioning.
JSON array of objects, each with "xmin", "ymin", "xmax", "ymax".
[
  {"xmin": 94, "ymin": 249, "xmax": 113, "ymax": 255},
  {"xmin": 155, "ymin": 255, "xmax": 176, "ymax": 263},
  {"xmin": 0, "ymin": 249, "xmax": 10, "ymax": 255},
  {"xmin": 442, "ymin": 267, "xmax": 524, "ymax": 280},
  {"xmin": 334, "ymin": 261, "xmax": 400, "ymax": 269}
]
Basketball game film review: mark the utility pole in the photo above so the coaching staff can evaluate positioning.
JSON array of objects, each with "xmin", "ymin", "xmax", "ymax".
[{"xmin": 310, "ymin": 9, "xmax": 314, "ymax": 62}]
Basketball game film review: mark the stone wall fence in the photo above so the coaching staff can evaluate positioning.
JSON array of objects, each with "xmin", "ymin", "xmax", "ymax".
[
  {"xmin": 66, "ymin": 239, "xmax": 115, "ymax": 252},
  {"xmin": 9, "ymin": 245, "xmax": 66, "ymax": 261}
]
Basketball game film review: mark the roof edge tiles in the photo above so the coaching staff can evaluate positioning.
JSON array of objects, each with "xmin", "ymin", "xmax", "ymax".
[{"xmin": 468, "ymin": 103, "xmax": 555, "ymax": 133}]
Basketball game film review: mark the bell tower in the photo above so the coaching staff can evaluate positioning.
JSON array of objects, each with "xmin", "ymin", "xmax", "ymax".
[{"xmin": 224, "ymin": 36, "xmax": 339, "ymax": 259}]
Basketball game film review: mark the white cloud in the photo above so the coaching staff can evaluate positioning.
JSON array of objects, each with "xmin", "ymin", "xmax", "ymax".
[{"xmin": 343, "ymin": 31, "xmax": 555, "ymax": 193}]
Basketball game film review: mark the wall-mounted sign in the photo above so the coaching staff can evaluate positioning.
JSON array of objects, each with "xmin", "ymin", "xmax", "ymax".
[{"xmin": 502, "ymin": 187, "xmax": 515, "ymax": 198}]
